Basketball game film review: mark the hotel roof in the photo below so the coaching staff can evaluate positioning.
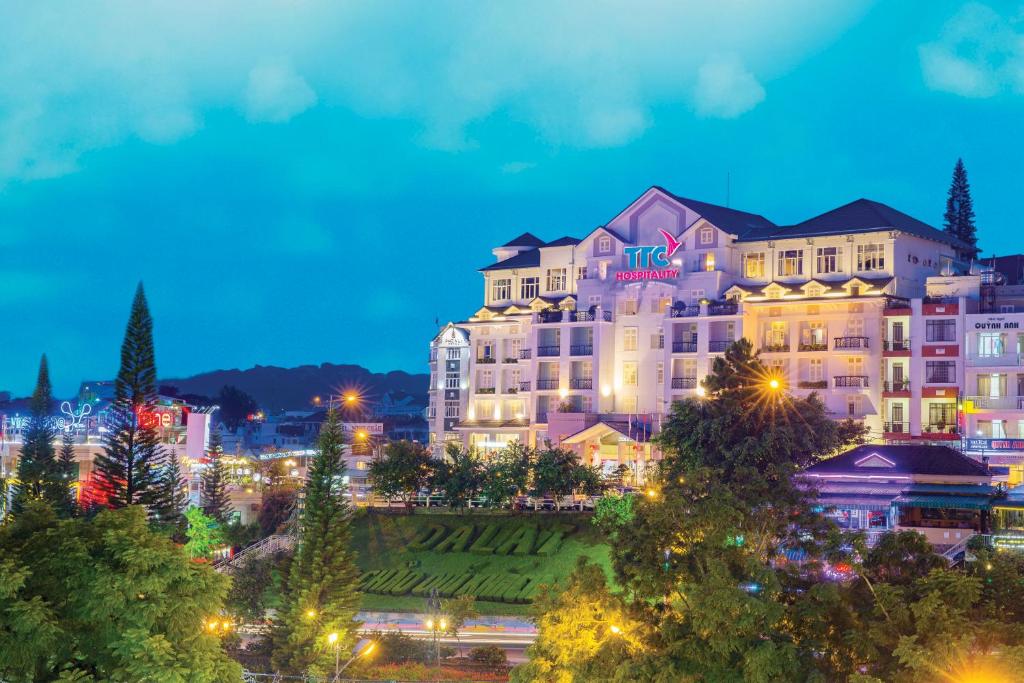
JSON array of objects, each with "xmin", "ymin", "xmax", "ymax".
[
  {"xmin": 803, "ymin": 444, "xmax": 990, "ymax": 478},
  {"xmin": 502, "ymin": 232, "xmax": 546, "ymax": 248}
]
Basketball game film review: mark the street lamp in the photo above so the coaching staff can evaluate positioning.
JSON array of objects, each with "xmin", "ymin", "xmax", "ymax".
[
  {"xmin": 327, "ymin": 632, "xmax": 339, "ymax": 680},
  {"xmin": 768, "ymin": 378, "xmax": 780, "ymax": 390},
  {"xmin": 335, "ymin": 639, "xmax": 376, "ymax": 681},
  {"xmin": 609, "ymin": 624, "xmax": 622, "ymax": 635}
]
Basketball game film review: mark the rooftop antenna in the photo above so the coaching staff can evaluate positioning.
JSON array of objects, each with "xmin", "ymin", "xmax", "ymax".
[{"xmin": 726, "ymin": 171, "xmax": 731, "ymax": 208}]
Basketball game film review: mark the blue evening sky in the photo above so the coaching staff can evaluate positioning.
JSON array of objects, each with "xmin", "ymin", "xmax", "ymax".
[{"xmin": 2, "ymin": 1, "xmax": 1022, "ymax": 396}]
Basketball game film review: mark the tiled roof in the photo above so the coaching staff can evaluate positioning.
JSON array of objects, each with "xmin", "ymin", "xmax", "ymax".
[
  {"xmin": 803, "ymin": 444, "xmax": 990, "ymax": 478},
  {"xmin": 502, "ymin": 232, "xmax": 546, "ymax": 247},
  {"xmin": 545, "ymin": 236, "xmax": 581, "ymax": 247},
  {"xmin": 654, "ymin": 186, "xmax": 777, "ymax": 236},
  {"xmin": 479, "ymin": 248, "xmax": 541, "ymax": 272}
]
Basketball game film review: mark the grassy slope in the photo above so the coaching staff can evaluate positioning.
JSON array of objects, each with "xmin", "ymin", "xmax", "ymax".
[{"xmin": 352, "ymin": 510, "xmax": 612, "ymax": 616}]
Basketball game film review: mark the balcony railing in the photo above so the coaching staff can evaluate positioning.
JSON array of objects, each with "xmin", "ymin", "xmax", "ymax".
[
  {"xmin": 834, "ymin": 375, "xmax": 869, "ymax": 388},
  {"xmin": 569, "ymin": 378, "xmax": 593, "ymax": 390},
  {"xmin": 476, "ymin": 387, "xmax": 495, "ymax": 394},
  {"xmin": 535, "ymin": 379, "xmax": 559, "ymax": 390},
  {"xmin": 570, "ymin": 309, "xmax": 612, "ymax": 322},
  {"xmin": 884, "ymin": 422, "xmax": 908, "ymax": 433},
  {"xmin": 965, "ymin": 395, "xmax": 1024, "ymax": 410},
  {"xmin": 669, "ymin": 304, "xmax": 700, "ymax": 318},
  {"xmin": 537, "ymin": 345, "xmax": 560, "ymax": 357},
  {"xmin": 708, "ymin": 340, "xmax": 732, "ymax": 352},
  {"xmin": 507, "ymin": 386, "xmax": 518, "ymax": 394},
  {"xmin": 966, "ymin": 353, "xmax": 1022, "ymax": 367},
  {"xmin": 798, "ymin": 342, "xmax": 828, "ymax": 352},
  {"xmin": 503, "ymin": 356, "xmax": 518, "ymax": 364},
  {"xmin": 923, "ymin": 423, "xmax": 958, "ymax": 435},
  {"xmin": 570, "ymin": 344, "xmax": 593, "ymax": 356},
  {"xmin": 883, "ymin": 339, "xmax": 911, "ymax": 352},
  {"xmin": 519, "ymin": 381, "xmax": 531, "ymax": 392},
  {"xmin": 708, "ymin": 302, "xmax": 738, "ymax": 316},
  {"xmin": 834, "ymin": 336, "xmax": 870, "ymax": 350},
  {"xmin": 885, "ymin": 297, "xmax": 912, "ymax": 310},
  {"xmin": 476, "ymin": 357, "xmax": 497, "ymax": 364},
  {"xmin": 538, "ymin": 310, "xmax": 564, "ymax": 323},
  {"xmin": 671, "ymin": 377, "xmax": 698, "ymax": 389},
  {"xmin": 672, "ymin": 340, "xmax": 698, "ymax": 353},
  {"xmin": 760, "ymin": 343, "xmax": 790, "ymax": 353},
  {"xmin": 519, "ymin": 349, "xmax": 532, "ymax": 360},
  {"xmin": 797, "ymin": 380, "xmax": 828, "ymax": 389},
  {"xmin": 883, "ymin": 380, "xmax": 911, "ymax": 392},
  {"xmin": 925, "ymin": 374, "xmax": 956, "ymax": 384}
]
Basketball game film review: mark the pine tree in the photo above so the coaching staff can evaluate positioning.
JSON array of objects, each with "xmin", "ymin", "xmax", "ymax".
[
  {"xmin": 201, "ymin": 426, "xmax": 233, "ymax": 524},
  {"xmin": 52, "ymin": 428, "xmax": 79, "ymax": 517},
  {"xmin": 272, "ymin": 409, "xmax": 361, "ymax": 675},
  {"xmin": 13, "ymin": 355, "xmax": 57, "ymax": 514},
  {"xmin": 92, "ymin": 284, "xmax": 162, "ymax": 509},
  {"xmin": 153, "ymin": 450, "xmax": 188, "ymax": 530},
  {"xmin": 943, "ymin": 158, "xmax": 979, "ymax": 261}
]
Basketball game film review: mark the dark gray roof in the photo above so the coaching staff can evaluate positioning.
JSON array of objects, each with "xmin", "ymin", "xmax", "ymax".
[
  {"xmin": 748, "ymin": 199, "xmax": 967, "ymax": 249},
  {"xmin": 479, "ymin": 248, "xmax": 540, "ymax": 272},
  {"xmin": 545, "ymin": 236, "xmax": 581, "ymax": 247},
  {"xmin": 502, "ymin": 232, "xmax": 546, "ymax": 248},
  {"xmin": 803, "ymin": 444, "xmax": 990, "ymax": 478},
  {"xmin": 655, "ymin": 186, "xmax": 777, "ymax": 237}
]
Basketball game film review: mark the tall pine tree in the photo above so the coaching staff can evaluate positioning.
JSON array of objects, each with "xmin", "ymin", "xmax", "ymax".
[
  {"xmin": 13, "ymin": 355, "xmax": 56, "ymax": 514},
  {"xmin": 201, "ymin": 425, "xmax": 233, "ymax": 524},
  {"xmin": 153, "ymin": 450, "xmax": 188, "ymax": 531},
  {"xmin": 943, "ymin": 157, "xmax": 979, "ymax": 261},
  {"xmin": 92, "ymin": 283, "xmax": 162, "ymax": 509},
  {"xmin": 272, "ymin": 409, "xmax": 361, "ymax": 675},
  {"xmin": 52, "ymin": 428, "xmax": 79, "ymax": 517}
]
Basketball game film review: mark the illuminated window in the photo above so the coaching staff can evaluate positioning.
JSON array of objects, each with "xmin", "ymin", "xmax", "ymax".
[
  {"xmin": 520, "ymin": 277, "xmax": 539, "ymax": 299},
  {"xmin": 744, "ymin": 252, "xmax": 766, "ymax": 278},
  {"xmin": 491, "ymin": 278, "xmax": 511, "ymax": 301},
  {"xmin": 651, "ymin": 331, "xmax": 664, "ymax": 349},
  {"xmin": 777, "ymin": 249, "xmax": 804, "ymax": 276},
  {"xmin": 856, "ymin": 243, "xmax": 885, "ymax": 271},
  {"xmin": 700, "ymin": 227, "xmax": 713, "ymax": 244},
  {"xmin": 816, "ymin": 246, "xmax": 842, "ymax": 274},
  {"xmin": 546, "ymin": 268, "xmax": 567, "ymax": 292},
  {"xmin": 623, "ymin": 362, "xmax": 638, "ymax": 387},
  {"xmin": 624, "ymin": 327, "xmax": 638, "ymax": 351},
  {"xmin": 657, "ymin": 362, "xmax": 664, "ymax": 385},
  {"xmin": 444, "ymin": 400, "xmax": 460, "ymax": 418},
  {"xmin": 598, "ymin": 235, "xmax": 612, "ymax": 253},
  {"xmin": 622, "ymin": 396, "xmax": 638, "ymax": 412},
  {"xmin": 445, "ymin": 372, "xmax": 460, "ymax": 389},
  {"xmin": 808, "ymin": 358, "xmax": 824, "ymax": 381},
  {"xmin": 702, "ymin": 252, "xmax": 716, "ymax": 271},
  {"xmin": 576, "ymin": 266, "xmax": 587, "ymax": 281}
]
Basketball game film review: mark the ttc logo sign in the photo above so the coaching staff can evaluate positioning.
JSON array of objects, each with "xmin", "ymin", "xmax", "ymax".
[{"xmin": 624, "ymin": 229, "xmax": 683, "ymax": 268}]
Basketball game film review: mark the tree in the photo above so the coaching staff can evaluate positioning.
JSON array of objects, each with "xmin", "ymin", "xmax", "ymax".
[
  {"xmin": 13, "ymin": 355, "xmax": 57, "ymax": 514},
  {"xmin": 944, "ymin": 158, "xmax": 979, "ymax": 261},
  {"xmin": 202, "ymin": 426, "xmax": 234, "ymax": 524},
  {"xmin": 529, "ymin": 444, "xmax": 598, "ymax": 511},
  {"xmin": 92, "ymin": 284, "xmax": 163, "ymax": 509},
  {"xmin": 433, "ymin": 443, "xmax": 483, "ymax": 511},
  {"xmin": 153, "ymin": 450, "xmax": 189, "ymax": 531},
  {"xmin": 185, "ymin": 505, "xmax": 226, "ymax": 560},
  {"xmin": 442, "ymin": 594, "xmax": 479, "ymax": 657},
  {"xmin": 217, "ymin": 385, "xmax": 258, "ymax": 431},
  {"xmin": 0, "ymin": 503, "xmax": 241, "ymax": 681},
  {"xmin": 258, "ymin": 487, "xmax": 297, "ymax": 537},
  {"xmin": 53, "ymin": 428, "xmax": 79, "ymax": 517},
  {"xmin": 272, "ymin": 410, "xmax": 361, "ymax": 676},
  {"xmin": 368, "ymin": 440, "xmax": 434, "ymax": 512},
  {"xmin": 480, "ymin": 442, "xmax": 532, "ymax": 509}
]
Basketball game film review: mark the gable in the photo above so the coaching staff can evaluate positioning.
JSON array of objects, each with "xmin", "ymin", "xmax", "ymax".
[{"xmin": 855, "ymin": 453, "xmax": 896, "ymax": 469}]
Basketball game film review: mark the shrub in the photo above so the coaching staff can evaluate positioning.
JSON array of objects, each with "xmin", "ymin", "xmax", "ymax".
[
  {"xmin": 468, "ymin": 524, "xmax": 500, "ymax": 554},
  {"xmin": 469, "ymin": 645, "xmax": 508, "ymax": 668},
  {"xmin": 409, "ymin": 524, "xmax": 448, "ymax": 551},
  {"xmin": 535, "ymin": 531, "xmax": 564, "ymax": 556},
  {"xmin": 434, "ymin": 525, "xmax": 474, "ymax": 553}
]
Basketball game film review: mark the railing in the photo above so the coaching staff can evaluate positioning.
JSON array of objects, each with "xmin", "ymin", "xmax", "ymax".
[
  {"xmin": 708, "ymin": 340, "xmax": 733, "ymax": 352},
  {"xmin": 537, "ymin": 345, "xmax": 560, "ymax": 357},
  {"xmin": 884, "ymin": 422, "xmax": 908, "ymax": 433},
  {"xmin": 965, "ymin": 395, "xmax": 1024, "ymax": 410},
  {"xmin": 798, "ymin": 342, "xmax": 828, "ymax": 352},
  {"xmin": 883, "ymin": 339, "xmax": 911, "ymax": 351},
  {"xmin": 507, "ymin": 386, "xmax": 518, "ymax": 394},
  {"xmin": 883, "ymin": 380, "xmax": 911, "ymax": 392},
  {"xmin": 925, "ymin": 374, "xmax": 956, "ymax": 384},
  {"xmin": 885, "ymin": 297, "xmax": 911, "ymax": 310},
  {"xmin": 967, "ymin": 353, "xmax": 1022, "ymax": 367},
  {"xmin": 924, "ymin": 296, "xmax": 957, "ymax": 304},
  {"xmin": 708, "ymin": 302, "xmax": 738, "ymax": 316},
  {"xmin": 570, "ymin": 344, "xmax": 593, "ymax": 355},
  {"xmin": 942, "ymin": 536, "xmax": 974, "ymax": 567},
  {"xmin": 476, "ymin": 387, "xmax": 495, "ymax": 394},
  {"xmin": 570, "ymin": 378, "xmax": 593, "ymax": 390},
  {"xmin": 834, "ymin": 375, "xmax": 869, "ymax": 388},
  {"xmin": 519, "ymin": 349, "xmax": 532, "ymax": 360},
  {"xmin": 671, "ymin": 377, "xmax": 698, "ymax": 389},
  {"xmin": 503, "ymin": 356, "xmax": 518, "ymax": 364},
  {"xmin": 538, "ymin": 310, "xmax": 564, "ymax": 323},
  {"xmin": 215, "ymin": 534, "xmax": 294, "ymax": 574},
  {"xmin": 834, "ymin": 336, "xmax": 870, "ymax": 350},
  {"xmin": 760, "ymin": 343, "xmax": 790, "ymax": 353},
  {"xmin": 535, "ymin": 379, "xmax": 559, "ymax": 390},
  {"xmin": 476, "ymin": 356, "xmax": 497, "ymax": 364},
  {"xmin": 519, "ymin": 381, "xmax": 531, "ymax": 392},
  {"xmin": 669, "ymin": 305, "xmax": 700, "ymax": 318},
  {"xmin": 672, "ymin": 340, "xmax": 698, "ymax": 353},
  {"xmin": 923, "ymin": 423, "xmax": 958, "ymax": 435},
  {"xmin": 797, "ymin": 380, "xmax": 828, "ymax": 389},
  {"xmin": 570, "ymin": 309, "xmax": 612, "ymax": 322}
]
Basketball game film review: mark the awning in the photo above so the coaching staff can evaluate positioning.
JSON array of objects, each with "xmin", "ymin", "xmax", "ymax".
[
  {"xmin": 815, "ymin": 495, "xmax": 893, "ymax": 511},
  {"xmin": 894, "ymin": 495, "xmax": 990, "ymax": 510}
]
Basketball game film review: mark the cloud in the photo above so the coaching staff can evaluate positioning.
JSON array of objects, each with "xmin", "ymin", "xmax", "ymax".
[
  {"xmin": 500, "ymin": 161, "xmax": 536, "ymax": 174},
  {"xmin": 919, "ymin": 2, "xmax": 1024, "ymax": 97},
  {"xmin": 244, "ymin": 62, "xmax": 318, "ymax": 123},
  {"xmin": 694, "ymin": 55, "xmax": 766, "ymax": 118}
]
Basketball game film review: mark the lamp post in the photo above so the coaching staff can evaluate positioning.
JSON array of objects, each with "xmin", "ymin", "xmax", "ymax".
[
  {"xmin": 333, "ymin": 639, "xmax": 376, "ymax": 681},
  {"xmin": 327, "ymin": 632, "xmax": 339, "ymax": 680}
]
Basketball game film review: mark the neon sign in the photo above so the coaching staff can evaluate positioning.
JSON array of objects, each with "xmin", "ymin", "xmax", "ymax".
[
  {"xmin": 137, "ymin": 405, "xmax": 188, "ymax": 430},
  {"xmin": 617, "ymin": 229, "xmax": 683, "ymax": 281}
]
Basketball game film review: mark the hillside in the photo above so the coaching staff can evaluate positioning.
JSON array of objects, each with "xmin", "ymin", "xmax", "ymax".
[{"xmin": 163, "ymin": 363, "xmax": 428, "ymax": 413}]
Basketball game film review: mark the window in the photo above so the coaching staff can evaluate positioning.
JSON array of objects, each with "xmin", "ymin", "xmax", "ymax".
[
  {"xmin": 623, "ymin": 362, "xmax": 638, "ymax": 387},
  {"xmin": 624, "ymin": 327, "xmax": 638, "ymax": 352},
  {"xmin": 690, "ymin": 289, "xmax": 705, "ymax": 304},
  {"xmin": 1001, "ymin": 304, "xmax": 1016, "ymax": 313},
  {"xmin": 929, "ymin": 403, "xmax": 956, "ymax": 426},
  {"xmin": 657, "ymin": 362, "xmax": 664, "ymax": 385},
  {"xmin": 478, "ymin": 369, "xmax": 494, "ymax": 388},
  {"xmin": 848, "ymin": 357, "xmax": 864, "ymax": 375},
  {"xmin": 777, "ymin": 249, "xmax": 804, "ymax": 276},
  {"xmin": 700, "ymin": 227, "xmax": 713, "ymax": 244},
  {"xmin": 806, "ymin": 285, "xmax": 823, "ymax": 297},
  {"xmin": 926, "ymin": 320, "xmax": 956, "ymax": 342},
  {"xmin": 491, "ymin": 278, "xmax": 511, "ymax": 301},
  {"xmin": 445, "ymin": 348, "xmax": 461, "ymax": 360},
  {"xmin": 427, "ymin": 398, "xmax": 436, "ymax": 418},
  {"xmin": 926, "ymin": 360, "xmax": 956, "ymax": 383},
  {"xmin": 978, "ymin": 373, "xmax": 1007, "ymax": 398},
  {"xmin": 808, "ymin": 358, "xmax": 824, "ymax": 381},
  {"xmin": 977, "ymin": 420, "xmax": 1007, "ymax": 438},
  {"xmin": 847, "ymin": 395, "xmax": 863, "ymax": 417},
  {"xmin": 546, "ymin": 268, "xmax": 567, "ymax": 292},
  {"xmin": 856, "ymin": 243, "xmax": 885, "ymax": 271},
  {"xmin": 978, "ymin": 332, "xmax": 1006, "ymax": 357},
  {"xmin": 445, "ymin": 371, "xmax": 460, "ymax": 389},
  {"xmin": 444, "ymin": 400, "xmax": 460, "ymax": 418},
  {"xmin": 520, "ymin": 276, "xmax": 539, "ymax": 299},
  {"xmin": 618, "ymin": 298, "xmax": 639, "ymax": 315},
  {"xmin": 816, "ymin": 246, "xmax": 841, "ymax": 274},
  {"xmin": 576, "ymin": 265, "xmax": 587, "ymax": 281},
  {"xmin": 651, "ymin": 331, "xmax": 664, "ymax": 349},
  {"xmin": 598, "ymin": 235, "xmax": 612, "ymax": 253},
  {"xmin": 702, "ymin": 252, "xmax": 716, "ymax": 271},
  {"xmin": 622, "ymin": 396, "xmax": 638, "ymax": 413},
  {"xmin": 744, "ymin": 252, "xmax": 766, "ymax": 278},
  {"xmin": 588, "ymin": 295, "xmax": 602, "ymax": 307},
  {"xmin": 651, "ymin": 296, "xmax": 671, "ymax": 314}
]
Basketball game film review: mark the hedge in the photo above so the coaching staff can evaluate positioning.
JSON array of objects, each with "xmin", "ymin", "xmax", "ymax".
[
  {"xmin": 468, "ymin": 524, "xmax": 500, "ymax": 554},
  {"xmin": 433, "ymin": 525, "xmax": 474, "ymax": 553},
  {"xmin": 363, "ymin": 569, "xmax": 539, "ymax": 604},
  {"xmin": 408, "ymin": 525, "xmax": 448, "ymax": 551}
]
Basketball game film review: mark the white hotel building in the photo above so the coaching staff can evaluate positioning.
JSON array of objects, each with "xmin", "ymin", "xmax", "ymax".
[{"xmin": 428, "ymin": 186, "xmax": 1024, "ymax": 483}]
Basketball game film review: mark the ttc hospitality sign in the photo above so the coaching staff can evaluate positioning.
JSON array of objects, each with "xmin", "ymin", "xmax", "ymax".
[{"xmin": 617, "ymin": 229, "xmax": 684, "ymax": 281}]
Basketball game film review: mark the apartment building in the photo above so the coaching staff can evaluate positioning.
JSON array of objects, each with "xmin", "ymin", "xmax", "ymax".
[{"xmin": 428, "ymin": 186, "xmax": 984, "ymax": 481}]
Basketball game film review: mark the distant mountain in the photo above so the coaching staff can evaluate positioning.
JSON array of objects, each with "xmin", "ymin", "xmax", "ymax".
[{"xmin": 162, "ymin": 363, "xmax": 429, "ymax": 413}]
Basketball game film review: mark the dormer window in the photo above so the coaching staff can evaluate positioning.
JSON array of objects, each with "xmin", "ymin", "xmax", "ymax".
[
  {"xmin": 598, "ymin": 235, "xmax": 612, "ymax": 253},
  {"xmin": 806, "ymin": 285, "xmax": 823, "ymax": 298},
  {"xmin": 700, "ymin": 227, "xmax": 713, "ymax": 245}
]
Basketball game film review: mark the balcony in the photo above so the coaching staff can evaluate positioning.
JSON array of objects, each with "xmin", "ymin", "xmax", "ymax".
[
  {"xmin": 571, "ymin": 309, "xmax": 612, "ymax": 322},
  {"xmin": 519, "ymin": 381, "xmax": 531, "ymax": 392},
  {"xmin": 798, "ymin": 342, "xmax": 828, "ymax": 352},
  {"xmin": 569, "ymin": 378, "xmax": 593, "ymax": 390},
  {"xmin": 476, "ymin": 387, "xmax": 496, "ymax": 394},
  {"xmin": 965, "ymin": 395, "xmax": 1024, "ymax": 411},
  {"xmin": 672, "ymin": 340, "xmax": 698, "ymax": 353},
  {"xmin": 537, "ymin": 345, "xmax": 560, "ymax": 357},
  {"xmin": 519, "ymin": 349, "xmax": 532, "ymax": 360},
  {"xmin": 834, "ymin": 336, "xmax": 870, "ymax": 350},
  {"xmin": 797, "ymin": 380, "xmax": 828, "ymax": 389},
  {"xmin": 922, "ymin": 424, "xmax": 959, "ymax": 438},
  {"xmin": 669, "ymin": 304, "xmax": 700, "ymax": 318},
  {"xmin": 476, "ymin": 356, "xmax": 497, "ymax": 364},
  {"xmin": 759, "ymin": 343, "xmax": 790, "ymax": 353},
  {"xmin": 535, "ymin": 379, "xmax": 559, "ymax": 390},
  {"xmin": 883, "ymin": 380, "xmax": 911, "ymax": 393},
  {"xmin": 506, "ymin": 386, "xmax": 518, "ymax": 394},
  {"xmin": 570, "ymin": 344, "xmax": 593, "ymax": 356},
  {"xmin": 883, "ymin": 339, "xmax": 911, "ymax": 352},
  {"xmin": 708, "ymin": 301, "xmax": 738, "ymax": 316},
  {"xmin": 884, "ymin": 298, "xmax": 912, "ymax": 315},
  {"xmin": 671, "ymin": 377, "xmax": 698, "ymax": 389},
  {"xmin": 925, "ymin": 374, "xmax": 956, "ymax": 385},
  {"xmin": 884, "ymin": 422, "xmax": 908, "ymax": 434},
  {"xmin": 503, "ymin": 356, "xmax": 518, "ymax": 364},
  {"xmin": 708, "ymin": 340, "xmax": 733, "ymax": 353},
  {"xmin": 834, "ymin": 375, "xmax": 869, "ymax": 388},
  {"xmin": 538, "ymin": 310, "xmax": 564, "ymax": 323},
  {"xmin": 967, "ymin": 353, "xmax": 1022, "ymax": 367}
]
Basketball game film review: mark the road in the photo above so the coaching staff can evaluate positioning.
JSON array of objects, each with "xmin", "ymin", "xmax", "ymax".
[{"xmin": 359, "ymin": 611, "xmax": 536, "ymax": 663}]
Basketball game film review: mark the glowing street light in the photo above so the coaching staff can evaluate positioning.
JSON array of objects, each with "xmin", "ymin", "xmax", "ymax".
[
  {"xmin": 768, "ymin": 378, "xmax": 780, "ymax": 390},
  {"xmin": 695, "ymin": 385, "xmax": 707, "ymax": 398},
  {"xmin": 305, "ymin": 609, "xmax": 317, "ymax": 620},
  {"xmin": 609, "ymin": 624, "xmax": 622, "ymax": 635}
]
